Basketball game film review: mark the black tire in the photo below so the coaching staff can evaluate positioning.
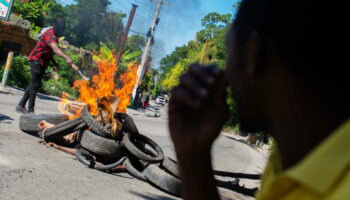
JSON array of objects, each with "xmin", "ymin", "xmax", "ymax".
[
  {"xmin": 19, "ymin": 114, "xmax": 68, "ymax": 133},
  {"xmin": 162, "ymin": 157, "xmax": 180, "ymax": 179},
  {"xmin": 122, "ymin": 132, "xmax": 164, "ymax": 163},
  {"xmin": 41, "ymin": 117, "xmax": 86, "ymax": 141},
  {"xmin": 123, "ymin": 114, "xmax": 139, "ymax": 134},
  {"xmin": 123, "ymin": 158, "xmax": 147, "ymax": 182},
  {"xmin": 81, "ymin": 106, "xmax": 113, "ymax": 138},
  {"xmin": 75, "ymin": 148, "xmax": 126, "ymax": 172},
  {"xmin": 144, "ymin": 164, "xmax": 182, "ymax": 197},
  {"xmin": 115, "ymin": 113, "xmax": 139, "ymax": 135},
  {"xmin": 213, "ymin": 170, "xmax": 261, "ymax": 180},
  {"xmin": 79, "ymin": 129, "xmax": 122, "ymax": 158}
]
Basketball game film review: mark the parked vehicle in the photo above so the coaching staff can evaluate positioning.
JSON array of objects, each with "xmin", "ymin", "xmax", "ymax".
[
  {"xmin": 155, "ymin": 96, "xmax": 165, "ymax": 106},
  {"xmin": 164, "ymin": 95, "xmax": 169, "ymax": 103}
]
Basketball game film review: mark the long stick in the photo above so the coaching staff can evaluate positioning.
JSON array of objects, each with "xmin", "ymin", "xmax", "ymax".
[{"xmin": 1, "ymin": 52, "xmax": 14, "ymax": 87}]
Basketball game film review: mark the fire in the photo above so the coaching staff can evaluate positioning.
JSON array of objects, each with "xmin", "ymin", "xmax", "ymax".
[
  {"xmin": 58, "ymin": 54, "xmax": 139, "ymax": 119},
  {"xmin": 115, "ymin": 65, "xmax": 138, "ymax": 113}
]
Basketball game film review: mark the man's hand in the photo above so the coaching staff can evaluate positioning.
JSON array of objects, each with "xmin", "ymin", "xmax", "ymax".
[
  {"xmin": 169, "ymin": 64, "xmax": 229, "ymax": 156},
  {"xmin": 49, "ymin": 42, "xmax": 74, "ymax": 67},
  {"xmin": 168, "ymin": 64, "xmax": 228, "ymax": 200},
  {"xmin": 72, "ymin": 64, "xmax": 79, "ymax": 72},
  {"xmin": 66, "ymin": 57, "xmax": 73, "ymax": 67}
]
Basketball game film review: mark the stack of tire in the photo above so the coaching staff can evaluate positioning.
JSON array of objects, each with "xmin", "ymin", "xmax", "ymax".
[{"xmin": 19, "ymin": 106, "xmax": 182, "ymax": 197}]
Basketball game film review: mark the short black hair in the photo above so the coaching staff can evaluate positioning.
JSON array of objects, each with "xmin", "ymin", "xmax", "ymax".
[
  {"xmin": 53, "ymin": 18, "xmax": 65, "ymax": 37},
  {"xmin": 233, "ymin": 0, "xmax": 307, "ymax": 68},
  {"xmin": 232, "ymin": 0, "xmax": 349, "ymax": 117}
]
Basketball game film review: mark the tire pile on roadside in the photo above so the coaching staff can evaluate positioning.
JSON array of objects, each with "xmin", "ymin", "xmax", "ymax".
[
  {"xmin": 19, "ymin": 106, "xmax": 183, "ymax": 197},
  {"xmin": 19, "ymin": 106, "xmax": 260, "ymax": 197}
]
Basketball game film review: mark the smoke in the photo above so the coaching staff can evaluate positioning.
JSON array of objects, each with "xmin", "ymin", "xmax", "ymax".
[
  {"xmin": 153, "ymin": 0, "xmax": 204, "ymax": 66},
  {"xmin": 58, "ymin": 0, "xmax": 234, "ymax": 68},
  {"xmin": 108, "ymin": 0, "xmax": 204, "ymax": 68}
]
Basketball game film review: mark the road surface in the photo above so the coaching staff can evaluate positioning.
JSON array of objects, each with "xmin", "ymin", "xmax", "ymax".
[{"xmin": 0, "ymin": 87, "xmax": 266, "ymax": 200}]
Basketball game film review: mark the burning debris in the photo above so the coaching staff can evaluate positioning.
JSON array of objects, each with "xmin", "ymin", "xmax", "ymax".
[
  {"xmin": 62, "ymin": 57, "xmax": 138, "ymax": 116},
  {"xmin": 56, "ymin": 52, "xmax": 139, "ymax": 140}
]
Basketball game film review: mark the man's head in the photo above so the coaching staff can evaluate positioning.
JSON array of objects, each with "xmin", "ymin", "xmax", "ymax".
[
  {"xmin": 226, "ymin": 0, "xmax": 348, "ymax": 133},
  {"xmin": 53, "ymin": 18, "xmax": 66, "ymax": 37}
]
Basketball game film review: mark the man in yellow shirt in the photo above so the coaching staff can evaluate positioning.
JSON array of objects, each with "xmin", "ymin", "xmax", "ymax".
[{"xmin": 168, "ymin": 0, "xmax": 348, "ymax": 199}]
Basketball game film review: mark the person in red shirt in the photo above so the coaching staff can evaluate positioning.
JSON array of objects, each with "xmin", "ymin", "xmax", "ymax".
[{"xmin": 16, "ymin": 18, "xmax": 79, "ymax": 114}]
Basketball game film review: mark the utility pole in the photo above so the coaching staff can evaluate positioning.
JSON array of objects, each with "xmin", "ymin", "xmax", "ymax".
[
  {"xmin": 132, "ymin": 0, "xmax": 167, "ymax": 106},
  {"xmin": 115, "ymin": 4, "xmax": 138, "ymax": 67}
]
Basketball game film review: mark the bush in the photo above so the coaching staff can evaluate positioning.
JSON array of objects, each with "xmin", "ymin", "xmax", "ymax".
[
  {"xmin": 41, "ymin": 51, "xmax": 81, "ymax": 98},
  {"xmin": 47, "ymin": 52, "xmax": 80, "ymax": 85},
  {"xmin": 42, "ymin": 78, "xmax": 78, "ymax": 98},
  {"xmin": 0, "ymin": 56, "xmax": 31, "ymax": 88},
  {"xmin": 0, "ymin": 52, "xmax": 81, "ymax": 99}
]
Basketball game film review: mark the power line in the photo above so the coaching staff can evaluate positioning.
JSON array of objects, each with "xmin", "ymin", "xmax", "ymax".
[{"xmin": 129, "ymin": 29, "xmax": 147, "ymax": 36}]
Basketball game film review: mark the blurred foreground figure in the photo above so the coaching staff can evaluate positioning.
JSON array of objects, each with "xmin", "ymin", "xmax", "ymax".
[{"xmin": 169, "ymin": 0, "xmax": 348, "ymax": 199}]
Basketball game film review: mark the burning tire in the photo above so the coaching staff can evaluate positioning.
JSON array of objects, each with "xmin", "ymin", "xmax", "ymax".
[
  {"xmin": 122, "ymin": 132, "xmax": 164, "ymax": 163},
  {"xmin": 19, "ymin": 114, "xmax": 68, "ymax": 133},
  {"xmin": 144, "ymin": 164, "xmax": 182, "ymax": 197},
  {"xmin": 79, "ymin": 129, "xmax": 123, "ymax": 158},
  {"xmin": 81, "ymin": 106, "xmax": 113, "ymax": 138},
  {"xmin": 75, "ymin": 148, "xmax": 126, "ymax": 172},
  {"xmin": 40, "ymin": 117, "xmax": 86, "ymax": 141}
]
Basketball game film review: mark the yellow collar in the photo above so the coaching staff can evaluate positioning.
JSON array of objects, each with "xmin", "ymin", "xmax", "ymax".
[{"xmin": 285, "ymin": 119, "xmax": 350, "ymax": 194}]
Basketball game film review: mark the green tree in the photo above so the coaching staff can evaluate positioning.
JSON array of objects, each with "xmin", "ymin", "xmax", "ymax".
[
  {"xmin": 140, "ymin": 72, "xmax": 153, "ymax": 93},
  {"xmin": 159, "ymin": 45, "xmax": 191, "ymax": 78},
  {"xmin": 161, "ymin": 62, "xmax": 185, "ymax": 91},
  {"xmin": 12, "ymin": 0, "xmax": 51, "ymax": 27},
  {"xmin": 125, "ymin": 35, "xmax": 146, "ymax": 53},
  {"xmin": 11, "ymin": 0, "xmax": 64, "ymax": 37},
  {"xmin": 196, "ymin": 12, "xmax": 232, "ymax": 43},
  {"xmin": 158, "ymin": 8, "xmax": 243, "ymax": 127},
  {"xmin": 62, "ymin": 0, "xmax": 125, "ymax": 51}
]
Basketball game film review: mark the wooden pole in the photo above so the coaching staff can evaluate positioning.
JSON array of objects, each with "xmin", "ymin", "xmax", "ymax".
[
  {"xmin": 115, "ymin": 4, "xmax": 138, "ymax": 67},
  {"xmin": 131, "ymin": 0, "xmax": 163, "ymax": 106}
]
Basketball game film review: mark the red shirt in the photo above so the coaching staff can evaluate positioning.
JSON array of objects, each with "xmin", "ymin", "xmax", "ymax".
[{"xmin": 28, "ymin": 28, "xmax": 58, "ymax": 68}]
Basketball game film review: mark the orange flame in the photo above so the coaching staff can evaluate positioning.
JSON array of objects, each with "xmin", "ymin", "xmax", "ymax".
[{"xmin": 58, "ymin": 55, "xmax": 139, "ymax": 118}]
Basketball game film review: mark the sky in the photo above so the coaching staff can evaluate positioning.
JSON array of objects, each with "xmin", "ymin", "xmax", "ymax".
[{"xmin": 57, "ymin": 0, "xmax": 237, "ymax": 69}]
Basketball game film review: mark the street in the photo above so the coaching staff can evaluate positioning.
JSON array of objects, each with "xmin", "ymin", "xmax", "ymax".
[{"xmin": 0, "ymin": 88, "xmax": 266, "ymax": 200}]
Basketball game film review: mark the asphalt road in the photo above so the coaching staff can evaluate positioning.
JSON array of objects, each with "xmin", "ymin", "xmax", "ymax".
[{"xmin": 0, "ymin": 88, "xmax": 266, "ymax": 200}]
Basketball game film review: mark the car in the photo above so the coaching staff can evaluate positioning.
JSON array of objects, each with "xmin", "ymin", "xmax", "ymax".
[
  {"xmin": 164, "ymin": 95, "xmax": 169, "ymax": 103},
  {"xmin": 155, "ymin": 96, "xmax": 165, "ymax": 106}
]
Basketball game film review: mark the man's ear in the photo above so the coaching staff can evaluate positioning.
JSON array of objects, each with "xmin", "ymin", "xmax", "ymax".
[{"xmin": 244, "ymin": 31, "xmax": 265, "ymax": 78}]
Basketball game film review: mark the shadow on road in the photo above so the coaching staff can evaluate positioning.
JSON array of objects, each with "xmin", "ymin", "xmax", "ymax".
[
  {"xmin": 0, "ymin": 113, "xmax": 14, "ymax": 124},
  {"xmin": 225, "ymin": 135, "xmax": 249, "ymax": 145},
  {"xmin": 5, "ymin": 86, "xmax": 59, "ymax": 102},
  {"xmin": 129, "ymin": 190, "xmax": 177, "ymax": 200},
  {"xmin": 37, "ymin": 93, "xmax": 59, "ymax": 102}
]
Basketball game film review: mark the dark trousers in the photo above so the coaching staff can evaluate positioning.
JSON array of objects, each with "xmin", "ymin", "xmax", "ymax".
[{"xmin": 18, "ymin": 61, "xmax": 45, "ymax": 112}]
